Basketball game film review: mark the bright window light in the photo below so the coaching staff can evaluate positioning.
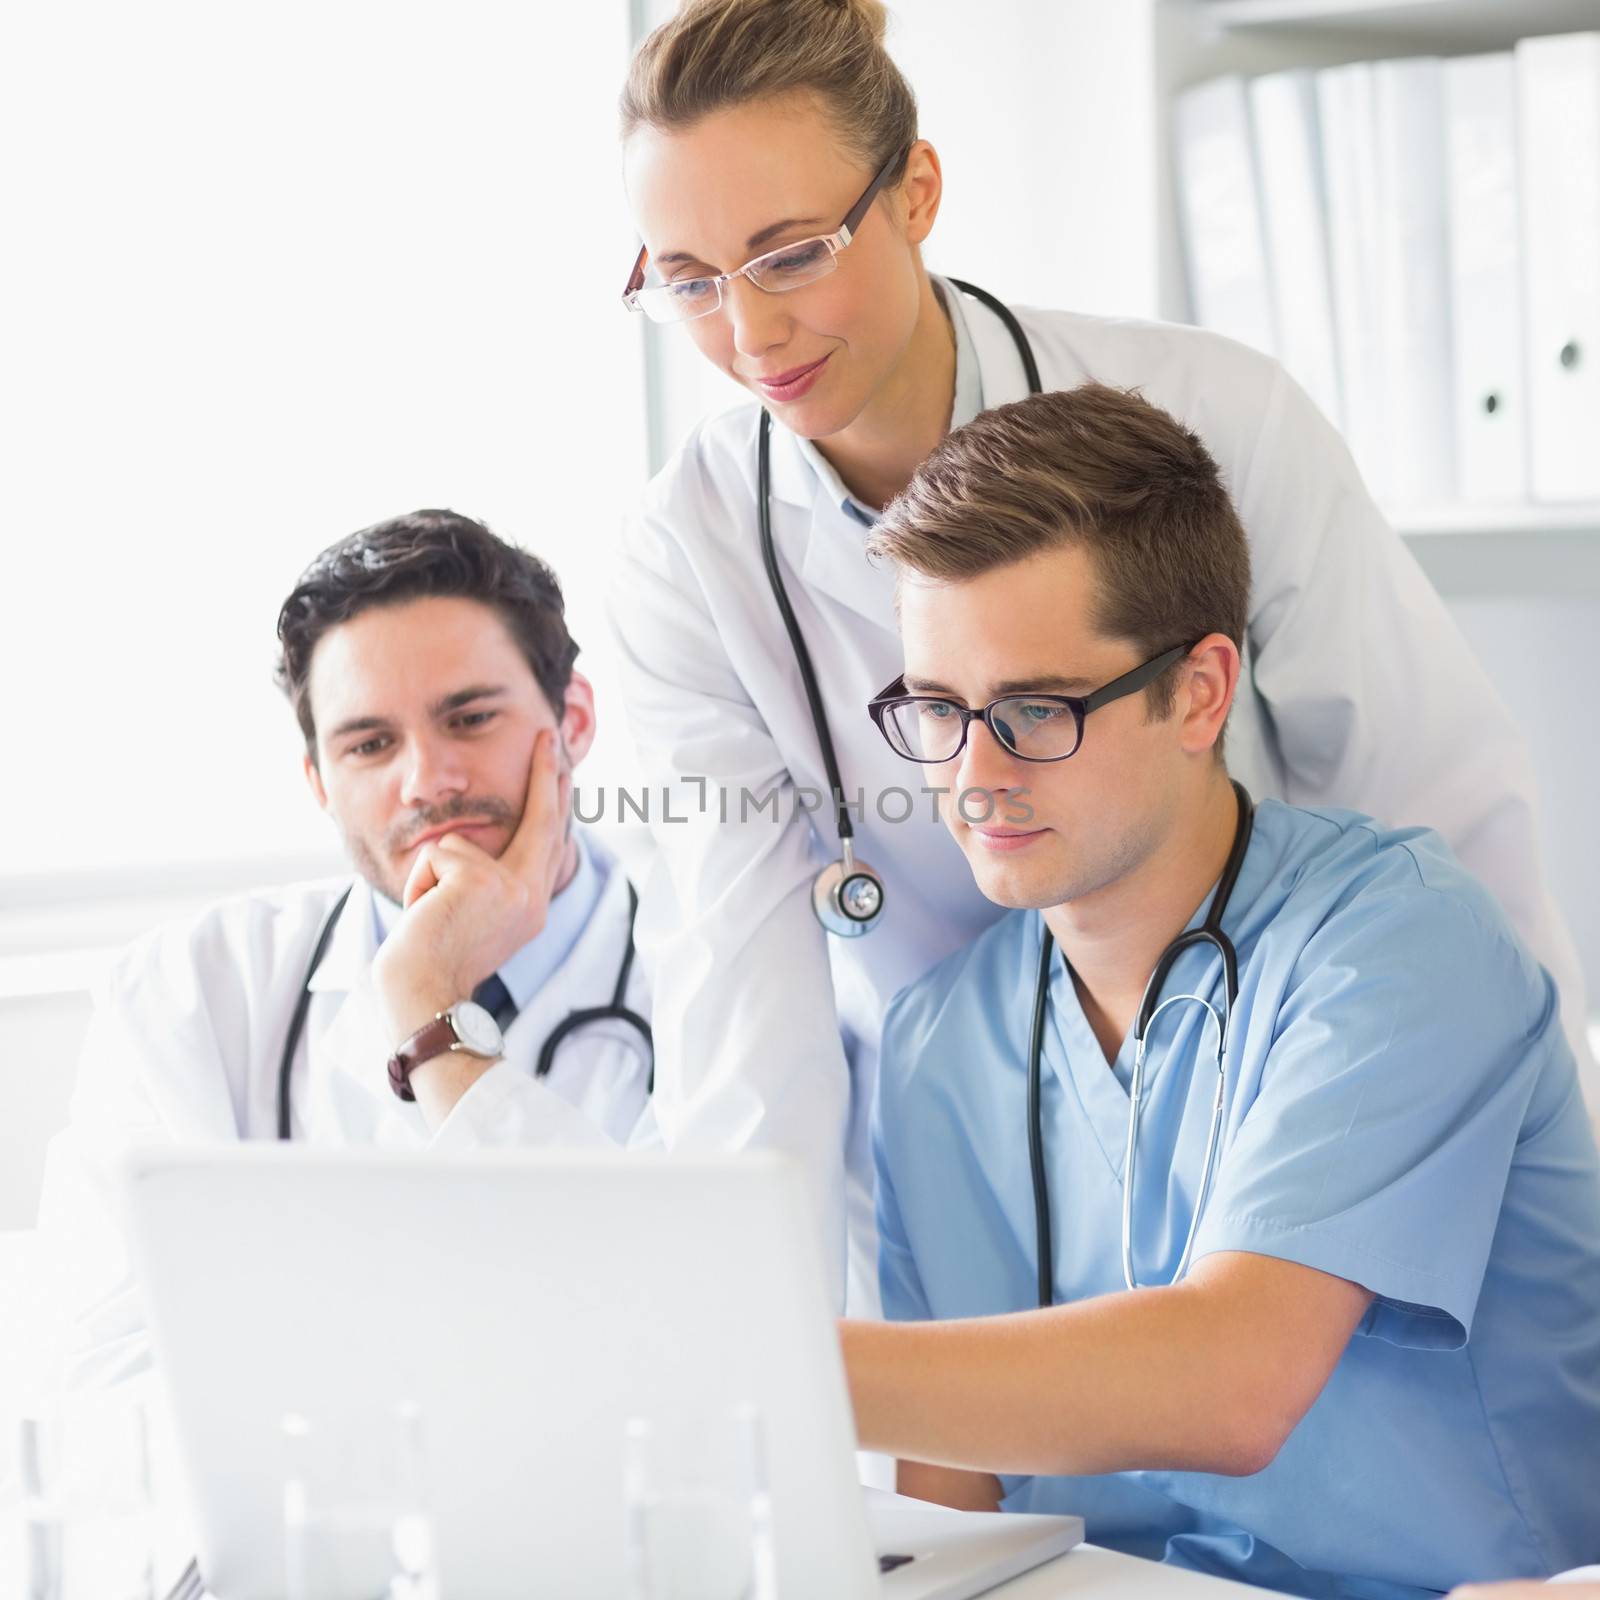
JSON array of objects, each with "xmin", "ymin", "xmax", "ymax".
[{"xmin": 0, "ymin": 1, "xmax": 646, "ymax": 885}]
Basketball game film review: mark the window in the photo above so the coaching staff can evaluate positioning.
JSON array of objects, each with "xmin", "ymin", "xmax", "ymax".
[{"xmin": 1, "ymin": 1, "xmax": 646, "ymax": 888}]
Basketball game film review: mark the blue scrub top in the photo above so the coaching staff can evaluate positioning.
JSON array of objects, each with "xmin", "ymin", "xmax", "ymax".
[{"xmin": 874, "ymin": 800, "xmax": 1600, "ymax": 1599}]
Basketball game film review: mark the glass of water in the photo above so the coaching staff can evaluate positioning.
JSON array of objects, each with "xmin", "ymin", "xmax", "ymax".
[
  {"xmin": 623, "ymin": 1404, "xmax": 778, "ymax": 1600},
  {"xmin": 14, "ymin": 1392, "xmax": 156, "ymax": 1600},
  {"xmin": 281, "ymin": 1402, "xmax": 437, "ymax": 1600}
]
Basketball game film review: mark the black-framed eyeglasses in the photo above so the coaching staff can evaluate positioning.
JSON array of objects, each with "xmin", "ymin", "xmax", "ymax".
[
  {"xmin": 621, "ymin": 147, "xmax": 905, "ymax": 325},
  {"xmin": 867, "ymin": 643, "xmax": 1196, "ymax": 765}
]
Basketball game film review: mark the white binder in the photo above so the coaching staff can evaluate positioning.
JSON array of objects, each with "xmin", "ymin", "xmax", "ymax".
[
  {"xmin": 1175, "ymin": 75, "xmax": 1276, "ymax": 357},
  {"xmin": 1250, "ymin": 69, "xmax": 1343, "ymax": 428},
  {"xmin": 1317, "ymin": 61, "xmax": 1391, "ymax": 504},
  {"xmin": 1373, "ymin": 56, "xmax": 1457, "ymax": 508},
  {"xmin": 1445, "ymin": 53, "xmax": 1529, "ymax": 503},
  {"xmin": 1517, "ymin": 31, "xmax": 1600, "ymax": 502}
]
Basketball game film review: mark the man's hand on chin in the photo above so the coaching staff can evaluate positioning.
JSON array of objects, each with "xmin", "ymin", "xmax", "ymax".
[{"xmin": 371, "ymin": 728, "xmax": 571, "ymax": 1123}]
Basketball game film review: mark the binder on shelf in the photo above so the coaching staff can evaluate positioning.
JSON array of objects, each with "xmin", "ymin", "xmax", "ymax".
[
  {"xmin": 1444, "ymin": 53, "xmax": 1529, "ymax": 504},
  {"xmin": 1175, "ymin": 75, "xmax": 1277, "ymax": 359},
  {"xmin": 1249, "ymin": 69, "xmax": 1343, "ymax": 429},
  {"xmin": 1317, "ymin": 61, "xmax": 1391, "ymax": 504},
  {"xmin": 1372, "ymin": 56, "xmax": 1457, "ymax": 508},
  {"xmin": 1517, "ymin": 31, "xmax": 1600, "ymax": 502}
]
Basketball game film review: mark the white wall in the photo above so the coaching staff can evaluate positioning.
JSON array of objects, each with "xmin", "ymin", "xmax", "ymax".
[
  {"xmin": 0, "ymin": 0, "xmax": 648, "ymax": 884},
  {"xmin": 894, "ymin": 0, "xmax": 1161, "ymax": 317},
  {"xmin": 1446, "ymin": 586, "xmax": 1600, "ymax": 1014},
  {"xmin": 0, "ymin": 998, "xmax": 92, "ymax": 1230}
]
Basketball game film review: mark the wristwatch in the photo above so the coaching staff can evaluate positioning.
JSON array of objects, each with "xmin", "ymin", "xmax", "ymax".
[{"xmin": 386, "ymin": 999, "xmax": 504, "ymax": 1102}]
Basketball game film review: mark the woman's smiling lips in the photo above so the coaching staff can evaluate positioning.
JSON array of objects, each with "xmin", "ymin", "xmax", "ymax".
[{"xmin": 751, "ymin": 352, "xmax": 831, "ymax": 402}]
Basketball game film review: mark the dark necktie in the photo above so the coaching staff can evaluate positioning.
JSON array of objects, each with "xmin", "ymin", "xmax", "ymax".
[{"xmin": 471, "ymin": 973, "xmax": 519, "ymax": 1034}]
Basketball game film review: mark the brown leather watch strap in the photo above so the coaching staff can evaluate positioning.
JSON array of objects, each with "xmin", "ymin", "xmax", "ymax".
[{"xmin": 386, "ymin": 1015, "xmax": 458, "ymax": 1103}]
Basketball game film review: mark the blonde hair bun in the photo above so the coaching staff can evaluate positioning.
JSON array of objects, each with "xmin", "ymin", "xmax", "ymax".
[
  {"xmin": 820, "ymin": 0, "xmax": 889, "ymax": 47},
  {"xmin": 621, "ymin": 0, "xmax": 915, "ymax": 179}
]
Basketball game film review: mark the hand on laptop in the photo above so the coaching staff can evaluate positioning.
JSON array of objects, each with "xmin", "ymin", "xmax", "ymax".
[{"xmin": 371, "ymin": 727, "xmax": 571, "ymax": 1052}]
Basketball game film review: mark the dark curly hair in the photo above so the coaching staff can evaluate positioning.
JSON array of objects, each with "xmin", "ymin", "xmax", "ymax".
[{"xmin": 275, "ymin": 509, "xmax": 579, "ymax": 760}]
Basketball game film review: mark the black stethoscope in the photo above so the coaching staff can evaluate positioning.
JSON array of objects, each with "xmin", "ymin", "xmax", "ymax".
[
  {"xmin": 1027, "ymin": 781, "xmax": 1255, "ymax": 1307},
  {"xmin": 275, "ymin": 880, "xmax": 653, "ymax": 1140},
  {"xmin": 756, "ymin": 277, "xmax": 1043, "ymax": 939}
]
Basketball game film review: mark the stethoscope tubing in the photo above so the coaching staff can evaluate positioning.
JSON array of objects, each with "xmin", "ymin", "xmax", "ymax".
[
  {"xmin": 754, "ymin": 278, "xmax": 1042, "ymax": 937},
  {"xmin": 276, "ymin": 884, "xmax": 353, "ymax": 1142},
  {"xmin": 1030, "ymin": 782, "xmax": 1254, "ymax": 1305},
  {"xmin": 757, "ymin": 411, "xmax": 857, "ymax": 849}
]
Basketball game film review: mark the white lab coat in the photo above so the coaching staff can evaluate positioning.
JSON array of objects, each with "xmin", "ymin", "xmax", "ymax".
[
  {"xmin": 608, "ymin": 286, "xmax": 1591, "ymax": 1309},
  {"xmin": 37, "ymin": 829, "xmax": 653, "ymax": 1388}
]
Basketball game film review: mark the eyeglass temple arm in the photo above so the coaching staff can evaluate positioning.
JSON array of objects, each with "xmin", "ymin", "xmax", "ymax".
[
  {"xmin": 841, "ymin": 148, "xmax": 904, "ymax": 238},
  {"xmin": 623, "ymin": 243, "xmax": 648, "ymax": 300},
  {"xmin": 1080, "ymin": 643, "xmax": 1194, "ymax": 715}
]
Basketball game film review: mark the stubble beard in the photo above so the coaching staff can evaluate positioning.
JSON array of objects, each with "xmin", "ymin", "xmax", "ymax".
[
  {"xmin": 345, "ymin": 792, "xmax": 523, "ymax": 907},
  {"xmin": 967, "ymin": 815, "xmax": 1159, "ymax": 916}
]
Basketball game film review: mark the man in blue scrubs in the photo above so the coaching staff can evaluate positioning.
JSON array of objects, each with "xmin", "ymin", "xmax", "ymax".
[{"xmin": 841, "ymin": 384, "xmax": 1600, "ymax": 1597}]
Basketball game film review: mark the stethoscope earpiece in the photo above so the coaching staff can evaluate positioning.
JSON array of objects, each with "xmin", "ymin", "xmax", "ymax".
[{"xmin": 812, "ymin": 841, "xmax": 886, "ymax": 938}]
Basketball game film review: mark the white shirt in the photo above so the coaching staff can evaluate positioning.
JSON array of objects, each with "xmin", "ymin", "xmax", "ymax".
[
  {"xmin": 38, "ymin": 827, "xmax": 652, "ymax": 1387},
  {"xmin": 607, "ymin": 280, "xmax": 1591, "ymax": 1308}
]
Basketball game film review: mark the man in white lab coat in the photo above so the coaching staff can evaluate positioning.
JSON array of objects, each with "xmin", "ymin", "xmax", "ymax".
[{"xmin": 40, "ymin": 510, "xmax": 653, "ymax": 1386}]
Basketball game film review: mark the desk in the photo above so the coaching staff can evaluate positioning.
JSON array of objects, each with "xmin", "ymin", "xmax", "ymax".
[
  {"xmin": 0, "ymin": 1513, "xmax": 1272, "ymax": 1599},
  {"xmin": 6, "ymin": 1475, "xmax": 1272, "ymax": 1599},
  {"xmin": 995, "ymin": 1546, "xmax": 1263, "ymax": 1596}
]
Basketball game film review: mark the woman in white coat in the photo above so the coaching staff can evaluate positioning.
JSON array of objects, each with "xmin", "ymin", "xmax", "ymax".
[{"xmin": 607, "ymin": 0, "xmax": 1589, "ymax": 1305}]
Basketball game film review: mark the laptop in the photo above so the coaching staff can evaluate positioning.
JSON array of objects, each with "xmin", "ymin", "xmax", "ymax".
[{"xmin": 120, "ymin": 1147, "xmax": 1082, "ymax": 1599}]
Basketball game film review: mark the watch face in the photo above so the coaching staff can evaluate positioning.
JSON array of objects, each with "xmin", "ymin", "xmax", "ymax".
[{"xmin": 449, "ymin": 999, "xmax": 503, "ymax": 1057}]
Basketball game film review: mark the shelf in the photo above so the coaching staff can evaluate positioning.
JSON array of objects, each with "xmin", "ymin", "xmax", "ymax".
[
  {"xmin": 1392, "ymin": 503, "xmax": 1600, "ymax": 538},
  {"xmin": 1199, "ymin": 0, "xmax": 1600, "ymax": 45},
  {"xmin": 1393, "ymin": 504, "xmax": 1600, "ymax": 596}
]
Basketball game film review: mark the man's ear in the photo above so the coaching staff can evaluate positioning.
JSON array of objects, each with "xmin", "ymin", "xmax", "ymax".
[
  {"xmin": 1177, "ymin": 634, "xmax": 1241, "ymax": 757},
  {"xmin": 557, "ymin": 672, "xmax": 597, "ymax": 769},
  {"xmin": 303, "ymin": 750, "xmax": 330, "ymax": 811}
]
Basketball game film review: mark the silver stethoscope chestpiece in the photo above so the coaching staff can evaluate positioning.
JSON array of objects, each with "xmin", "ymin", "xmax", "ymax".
[
  {"xmin": 841, "ymin": 873, "xmax": 882, "ymax": 920},
  {"xmin": 812, "ymin": 840, "xmax": 886, "ymax": 938}
]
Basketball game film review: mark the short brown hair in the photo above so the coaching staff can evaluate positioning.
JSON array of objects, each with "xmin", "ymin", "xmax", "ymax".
[
  {"xmin": 620, "ymin": 0, "xmax": 916, "ymax": 185},
  {"xmin": 275, "ymin": 510, "xmax": 578, "ymax": 761},
  {"xmin": 867, "ymin": 383, "xmax": 1251, "ymax": 719}
]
